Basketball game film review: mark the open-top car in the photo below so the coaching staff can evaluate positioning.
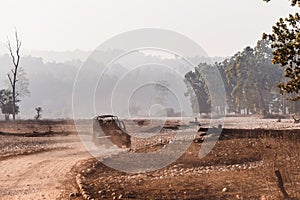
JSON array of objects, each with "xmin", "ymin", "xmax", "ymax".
[{"xmin": 92, "ymin": 115, "xmax": 131, "ymax": 148}]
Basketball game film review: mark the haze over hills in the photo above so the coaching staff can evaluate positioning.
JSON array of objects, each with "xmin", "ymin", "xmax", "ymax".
[
  {"xmin": 0, "ymin": 48, "xmax": 226, "ymax": 119},
  {"xmin": 23, "ymin": 49, "xmax": 91, "ymax": 63},
  {"xmin": 0, "ymin": 39, "xmax": 226, "ymax": 63},
  {"xmin": 0, "ymin": 42, "xmax": 90, "ymax": 63}
]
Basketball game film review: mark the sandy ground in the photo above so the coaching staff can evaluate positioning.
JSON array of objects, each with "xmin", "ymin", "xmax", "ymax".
[
  {"xmin": 0, "ymin": 116, "xmax": 299, "ymax": 199},
  {"xmin": 198, "ymin": 116, "xmax": 300, "ymax": 129},
  {"xmin": 0, "ymin": 133, "xmax": 91, "ymax": 200}
]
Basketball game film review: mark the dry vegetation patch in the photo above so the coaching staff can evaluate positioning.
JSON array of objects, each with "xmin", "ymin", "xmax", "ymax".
[{"xmin": 74, "ymin": 132, "xmax": 300, "ymax": 200}]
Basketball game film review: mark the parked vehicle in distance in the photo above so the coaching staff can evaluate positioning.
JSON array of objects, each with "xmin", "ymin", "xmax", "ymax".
[{"xmin": 92, "ymin": 115, "xmax": 131, "ymax": 148}]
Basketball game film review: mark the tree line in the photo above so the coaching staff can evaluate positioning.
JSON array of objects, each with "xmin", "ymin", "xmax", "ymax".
[
  {"xmin": 185, "ymin": 39, "xmax": 300, "ymax": 116},
  {"xmin": 185, "ymin": 0, "xmax": 300, "ymax": 116}
]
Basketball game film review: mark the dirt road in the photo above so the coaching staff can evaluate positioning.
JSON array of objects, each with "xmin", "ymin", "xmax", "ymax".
[{"xmin": 0, "ymin": 134, "xmax": 91, "ymax": 200}]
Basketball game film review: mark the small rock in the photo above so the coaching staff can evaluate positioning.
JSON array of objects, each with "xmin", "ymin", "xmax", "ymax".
[
  {"xmin": 222, "ymin": 187, "xmax": 228, "ymax": 192},
  {"xmin": 261, "ymin": 195, "xmax": 266, "ymax": 200},
  {"xmin": 69, "ymin": 192, "xmax": 76, "ymax": 197},
  {"xmin": 86, "ymin": 168, "xmax": 93, "ymax": 174}
]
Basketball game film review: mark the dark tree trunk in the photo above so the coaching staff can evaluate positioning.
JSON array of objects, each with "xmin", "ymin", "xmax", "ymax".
[{"xmin": 258, "ymin": 90, "xmax": 268, "ymax": 116}]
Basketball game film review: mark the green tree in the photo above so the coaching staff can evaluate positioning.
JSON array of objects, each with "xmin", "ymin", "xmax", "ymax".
[
  {"xmin": 263, "ymin": 0, "xmax": 300, "ymax": 100},
  {"xmin": 185, "ymin": 41, "xmax": 287, "ymax": 116},
  {"xmin": 184, "ymin": 64, "xmax": 211, "ymax": 115},
  {"xmin": 0, "ymin": 89, "xmax": 20, "ymax": 120},
  {"xmin": 224, "ymin": 40, "xmax": 283, "ymax": 115},
  {"xmin": 225, "ymin": 49, "xmax": 254, "ymax": 114},
  {"xmin": 216, "ymin": 61, "xmax": 236, "ymax": 113},
  {"xmin": 222, "ymin": 54, "xmax": 241, "ymax": 113}
]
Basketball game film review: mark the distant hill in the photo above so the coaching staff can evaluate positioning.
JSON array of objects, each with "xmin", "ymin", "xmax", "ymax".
[
  {"xmin": 0, "ymin": 49, "xmax": 226, "ymax": 119},
  {"xmin": 1, "ymin": 47, "xmax": 226, "ymax": 63},
  {"xmin": 23, "ymin": 49, "xmax": 91, "ymax": 63}
]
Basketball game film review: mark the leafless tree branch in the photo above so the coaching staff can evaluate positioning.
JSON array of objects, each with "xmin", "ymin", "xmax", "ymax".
[
  {"xmin": 7, "ymin": 74, "xmax": 13, "ymax": 87},
  {"xmin": 6, "ymin": 29, "xmax": 22, "ymax": 121}
]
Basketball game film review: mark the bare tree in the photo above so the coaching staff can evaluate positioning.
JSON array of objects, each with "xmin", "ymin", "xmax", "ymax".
[{"xmin": 7, "ymin": 30, "xmax": 21, "ymax": 121}]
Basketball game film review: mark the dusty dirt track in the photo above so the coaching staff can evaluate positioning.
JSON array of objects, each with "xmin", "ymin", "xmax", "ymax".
[
  {"xmin": 0, "ymin": 121, "xmax": 92, "ymax": 200},
  {"xmin": 0, "ymin": 144, "xmax": 89, "ymax": 200}
]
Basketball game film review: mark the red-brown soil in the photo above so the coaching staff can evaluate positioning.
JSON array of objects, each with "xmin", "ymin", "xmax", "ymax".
[{"xmin": 0, "ymin": 117, "xmax": 299, "ymax": 200}]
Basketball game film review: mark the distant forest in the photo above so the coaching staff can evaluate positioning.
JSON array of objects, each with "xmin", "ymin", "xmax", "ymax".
[
  {"xmin": 0, "ymin": 40, "xmax": 299, "ymax": 119},
  {"xmin": 185, "ymin": 39, "xmax": 300, "ymax": 116},
  {"xmin": 0, "ymin": 49, "xmax": 224, "ymax": 119}
]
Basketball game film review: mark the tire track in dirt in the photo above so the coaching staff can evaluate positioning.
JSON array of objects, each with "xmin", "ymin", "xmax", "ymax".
[{"xmin": 0, "ymin": 135, "xmax": 91, "ymax": 200}]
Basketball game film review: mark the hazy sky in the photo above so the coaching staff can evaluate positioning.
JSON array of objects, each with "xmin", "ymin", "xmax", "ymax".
[{"xmin": 0, "ymin": 0, "xmax": 298, "ymax": 57}]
